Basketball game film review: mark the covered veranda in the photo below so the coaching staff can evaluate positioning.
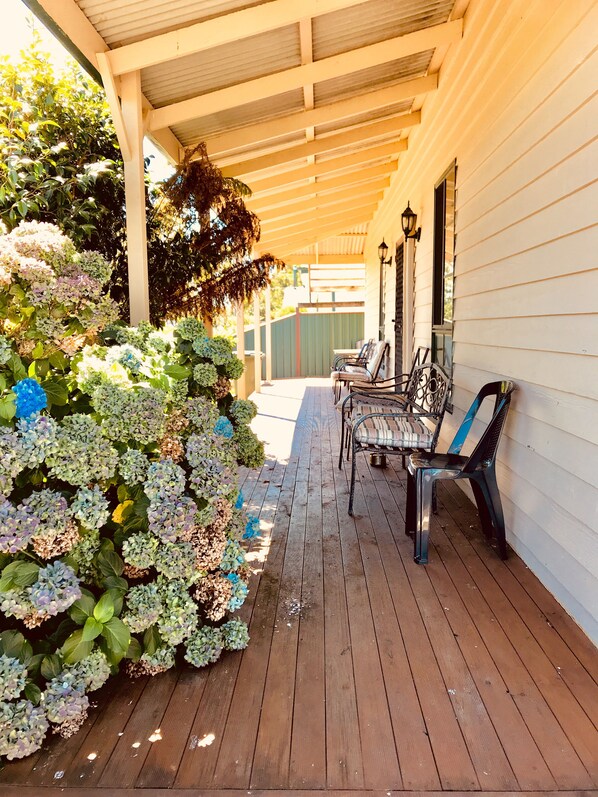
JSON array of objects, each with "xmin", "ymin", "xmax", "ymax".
[{"xmin": 1, "ymin": 379, "xmax": 596, "ymax": 795}]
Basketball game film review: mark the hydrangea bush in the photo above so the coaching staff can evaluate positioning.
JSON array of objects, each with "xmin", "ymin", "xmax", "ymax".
[{"xmin": 0, "ymin": 222, "xmax": 265, "ymax": 760}]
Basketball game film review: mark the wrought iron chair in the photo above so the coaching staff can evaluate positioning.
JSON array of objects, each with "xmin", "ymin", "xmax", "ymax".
[
  {"xmin": 405, "ymin": 380, "xmax": 516, "ymax": 564},
  {"xmin": 345, "ymin": 345, "xmax": 430, "ymax": 396},
  {"xmin": 344, "ymin": 363, "xmax": 451, "ymax": 515},
  {"xmin": 331, "ymin": 340, "xmax": 389, "ymax": 402},
  {"xmin": 337, "ymin": 346, "xmax": 430, "ymax": 465},
  {"xmin": 331, "ymin": 338, "xmax": 374, "ymax": 371}
]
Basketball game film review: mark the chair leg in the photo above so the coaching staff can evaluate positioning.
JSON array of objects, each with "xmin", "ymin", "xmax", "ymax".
[
  {"xmin": 405, "ymin": 468, "xmax": 416, "ymax": 537},
  {"xmin": 481, "ymin": 469, "xmax": 507, "ymax": 559},
  {"xmin": 471, "ymin": 473, "xmax": 507, "ymax": 560},
  {"xmin": 348, "ymin": 438, "xmax": 358, "ymax": 516},
  {"xmin": 338, "ymin": 413, "xmax": 345, "ymax": 470},
  {"xmin": 431, "ymin": 482, "xmax": 438, "ymax": 514},
  {"xmin": 414, "ymin": 471, "xmax": 435, "ymax": 564}
]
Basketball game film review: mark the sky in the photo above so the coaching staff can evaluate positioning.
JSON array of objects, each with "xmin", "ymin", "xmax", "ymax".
[{"xmin": 1, "ymin": 0, "xmax": 173, "ymax": 182}]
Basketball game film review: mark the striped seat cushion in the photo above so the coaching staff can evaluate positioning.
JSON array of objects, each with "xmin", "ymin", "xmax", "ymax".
[
  {"xmin": 354, "ymin": 412, "xmax": 433, "ymax": 448},
  {"xmin": 343, "ymin": 365, "xmax": 371, "ymax": 378}
]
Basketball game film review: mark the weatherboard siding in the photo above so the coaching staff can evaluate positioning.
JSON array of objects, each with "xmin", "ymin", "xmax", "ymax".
[{"xmin": 364, "ymin": 0, "xmax": 598, "ymax": 641}]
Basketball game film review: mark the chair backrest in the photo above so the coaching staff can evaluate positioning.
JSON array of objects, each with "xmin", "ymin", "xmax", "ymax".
[
  {"xmin": 448, "ymin": 381, "xmax": 516, "ymax": 471},
  {"xmin": 365, "ymin": 340, "xmax": 389, "ymax": 377},
  {"xmin": 406, "ymin": 346, "xmax": 430, "ymax": 380},
  {"xmin": 405, "ymin": 362, "xmax": 451, "ymax": 444}
]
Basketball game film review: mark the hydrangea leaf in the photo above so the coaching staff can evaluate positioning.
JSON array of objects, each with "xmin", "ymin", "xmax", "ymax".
[
  {"xmin": 97, "ymin": 549, "xmax": 124, "ymax": 578},
  {"xmin": 41, "ymin": 377, "xmax": 69, "ymax": 406},
  {"xmin": 164, "ymin": 365, "xmax": 190, "ymax": 380},
  {"xmin": 69, "ymin": 591, "xmax": 96, "ymax": 625},
  {"xmin": 62, "ymin": 629, "xmax": 94, "ymax": 664},
  {"xmin": 82, "ymin": 616, "xmax": 104, "ymax": 641},
  {"xmin": 40, "ymin": 653, "xmax": 63, "ymax": 680},
  {"xmin": 0, "ymin": 629, "xmax": 30, "ymax": 661},
  {"xmin": 101, "ymin": 617, "xmax": 130, "ymax": 658},
  {"xmin": 143, "ymin": 625, "xmax": 162, "ymax": 656},
  {"xmin": 125, "ymin": 637, "xmax": 142, "ymax": 661},
  {"xmin": 0, "ymin": 561, "xmax": 40, "ymax": 590},
  {"xmin": 93, "ymin": 592, "xmax": 115, "ymax": 624},
  {"xmin": 102, "ymin": 575, "xmax": 128, "ymax": 593},
  {"xmin": 0, "ymin": 392, "xmax": 16, "ymax": 421},
  {"xmin": 23, "ymin": 681, "xmax": 42, "ymax": 705}
]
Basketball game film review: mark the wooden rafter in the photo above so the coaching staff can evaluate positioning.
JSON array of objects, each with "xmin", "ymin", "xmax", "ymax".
[
  {"xmin": 148, "ymin": 21, "xmax": 462, "ymax": 132},
  {"xmin": 200, "ymin": 75, "xmax": 436, "ymax": 157}
]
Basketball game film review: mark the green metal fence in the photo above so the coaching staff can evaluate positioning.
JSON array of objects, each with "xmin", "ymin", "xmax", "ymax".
[{"xmin": 244, "ymin": 311, "xmax": 364, "ymax": 378}]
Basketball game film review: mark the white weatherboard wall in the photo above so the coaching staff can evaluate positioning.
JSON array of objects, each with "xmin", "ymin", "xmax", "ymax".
[{"xmin": 364, "ymin": 0, "xmax": 598, "ymax": 643}]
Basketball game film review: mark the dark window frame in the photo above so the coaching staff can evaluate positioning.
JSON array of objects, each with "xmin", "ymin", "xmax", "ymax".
[{"xmin": 432, "ymin": 160, "xmax": 457, "ymax": 380}]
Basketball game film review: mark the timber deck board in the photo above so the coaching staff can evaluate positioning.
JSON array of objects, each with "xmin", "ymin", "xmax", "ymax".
[{"xmin": 1, "ymin": 379, "xmax": 597, "ymax": 795}]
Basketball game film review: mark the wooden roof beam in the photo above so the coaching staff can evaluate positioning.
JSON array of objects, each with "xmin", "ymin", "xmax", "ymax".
[
  {"xmin": 248, "ymin": 162, "xmax": 394, "ymax": 207},
  {"xmin": 257, "ymin": 187, "xmax": 384, "ymax": 223},
  {"xmin": 284, "ymin": 254, "xmax": 364, "ymax": 265},
  {"xmin": 262, "ymin": 213, "xmax": 374, "ymax": 252},
  {"xmin": 201, "ymin": 75, "xmax": 437, "ymax": 157},
  {"xmin": 105, "ymin": 0, "xmax": 368, "ymax": 76},
  {"xmin": 221, "ymin": 129, "xmax": 408, "ymax": 178},
  {"xmin": 247, "ymin": 141, "xmax": 400, "ymax": 192},
  {"xmin": 216, "ymin": 111, "xmax": 417, "ymax": 172},
  {"xmin": 260, "ymin": 200, "xmax": 380, "ymax": 235},
  {"xmin": 148, "ymin": 20, "xmax": 462, "ymax": 131}
]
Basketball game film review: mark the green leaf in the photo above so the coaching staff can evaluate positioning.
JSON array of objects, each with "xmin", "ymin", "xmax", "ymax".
[
  {"xmin": 163, "ymin": 364, "xmax": 190, "ymax": 380},
  {"xmin": 82, "ymin": 616, "xmax": 104, "ymax": 641},
  {"xmin": 42, "ymin": 377, "xmax": 69, "ymax": 406},
  {"xmin": 9, "ymin": 353, "xmax": 27, "ymax": 381},
  {"xmin": 40, "ymin": 653, "xmax": 63, "ymax": 680},
  {"xmin": 61, "ymin": 629, "xmax": 94, "ymax": 664},
  {"xmin": 31, "ymin": 341, "xmax": 45, "ymax": 359},
  {"xmin": 48, "ymin": 350, "xmax": 68, "ymax": 370},
  {"xmin": 102, "ymin": 575, "xmax": 128, "ymax": 593},
  {"xmin": 0, "ymin": 561, "xmax": 40, "ymax": 591},
  {"xmin": 117, "ymin": 484, "xmax": 129, "ymax": 503},
  {"xmin": 97, "ymin": 549, "xmax": 124, "ymax": 578},
  {"xmin": 93, "ymin": 592, "xmax": 115, "ymax": 624},
  {"xmin": 125, "ymin": 637, "xmax": 142, "ymax": 662},
  {"xmin": 101, "ymin": 617, "xmax": 130, "ymax": 657},
  {"xmin": 69, "ymin": 591, "xmax": 96, "ymax": 625},
  {"xmin": 0, "ymin": 393, "xmax": 16, "ymax": 421},
  {"xmin": 143, "ymin": 625, "xmax": 162, "ymax": 656},
  {"xmin": 23, "ymin": 681, "xmax": 42, "ymax": 705},
  {"xmin": 105, "ymin": 587, "xmax": 124, "ymax": 616},
  {"xmin": 0, "ymin": 630, "xmax": 29, "ymax": 661}
]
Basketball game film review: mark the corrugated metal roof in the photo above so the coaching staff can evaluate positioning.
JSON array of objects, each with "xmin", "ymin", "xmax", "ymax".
[
  {"xmin": 141, "ymin": 25, "xmax": 301, "ymax": 109},
  {"xmin": 77, "ymin": 0, "xmax": 264, "ymax": 47},
  {"xmin": 314, "ymin": 50, "xmax": 434, "ymax": 106},
  {"xmin": 172, "ymin": 90, "xmax": 304, "ymax": 146},
  {"xmin": 43, "ymin": 0, "xmax": 467, "ymax": 257},
  {"xmin": 313, "ymin": 0, "xmax": 454, "ymax": 59},
  {"xmin": 295, "ymin": 224, "xmax": 370, "ymax": 257},
  {"xmin": 314, "ymin": 99, "xmax": 412, "ymax": 136}
]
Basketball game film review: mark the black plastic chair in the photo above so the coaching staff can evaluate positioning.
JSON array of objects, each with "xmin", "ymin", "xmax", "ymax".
[{"xmin": 405, "ymin": 380, "xmax": 516, "ymax": 564}]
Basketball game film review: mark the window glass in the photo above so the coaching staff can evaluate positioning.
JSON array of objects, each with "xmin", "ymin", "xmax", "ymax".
[{"xmin": 432, "ymin": 161, "xmax": 456, "ymax": 375}]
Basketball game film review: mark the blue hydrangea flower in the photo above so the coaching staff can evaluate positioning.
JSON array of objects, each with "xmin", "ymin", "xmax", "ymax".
[
  {"xmin": 243, "ymin": 515, "xmax": 260, "ymax": 540},
  {"xmin": 214, "ymin": 416, "xmax": 234, "ymax": 439},
  {"xmin": 235, "ymin": 490, "xmax": 244, "ymax": 509},
  {"xmin": 12, "ymin": 379, "xmax": 47, "ymax": 418}
]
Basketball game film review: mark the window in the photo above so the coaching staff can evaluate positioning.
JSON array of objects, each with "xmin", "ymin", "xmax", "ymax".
[{"xmin": 432, "ymin": 161, "xmax": 456, "ymax": 375}]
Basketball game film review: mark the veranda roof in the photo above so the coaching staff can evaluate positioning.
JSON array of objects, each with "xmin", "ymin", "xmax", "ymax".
[{"xmin": 25, "ymin": 0, "xmax": 467, "ymax": 258}]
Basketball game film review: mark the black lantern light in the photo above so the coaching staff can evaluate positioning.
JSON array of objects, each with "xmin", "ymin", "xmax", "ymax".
[
  {"xmin": 401, "ymin": 202, "xmax": 421, "ymax": 241},
  {"xmin": 377, "ymin": 238, "xmax": 392, "ymax": 266}
]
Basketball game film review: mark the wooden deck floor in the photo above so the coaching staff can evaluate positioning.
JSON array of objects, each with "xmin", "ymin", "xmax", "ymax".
[{"xmin": 2, "ymin": 379, "xmax": 597, "ymax": 797}]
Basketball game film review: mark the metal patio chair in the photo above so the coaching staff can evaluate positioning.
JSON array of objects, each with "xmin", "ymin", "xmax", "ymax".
[
  {"xmin": 337, "ymin": 346, "xmax": 430, "ymax": 465},
  {"xmin": 331, "ymin": 339, "xmax": 389, "ymax": 402},
  {"xmin": 405, "ymin": 380, "xmax": 516, "ymax": 564},
  {"xmin": 344, "ymin": 362, "xmax": 451, "ymax": 515},
  {"xmin": 331, "ymin": 338, "xmax": 374, "ymax": 371}
]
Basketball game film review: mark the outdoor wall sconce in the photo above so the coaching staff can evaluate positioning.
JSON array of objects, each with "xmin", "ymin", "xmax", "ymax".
[
  {"xmin": 401, "ymin": 202, "xmax": 421, "ymax": 241},
  {"xmin": 378, "ymin": 238, "xmax": 392, "ymax": 266}
]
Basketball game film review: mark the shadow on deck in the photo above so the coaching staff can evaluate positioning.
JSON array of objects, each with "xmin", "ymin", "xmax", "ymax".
[{"xmin": 1, "ymin": 379, "xmax": 597, "ymax": 797}]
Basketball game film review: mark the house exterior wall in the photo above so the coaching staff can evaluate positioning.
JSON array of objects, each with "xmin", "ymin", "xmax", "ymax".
[{"xmin": 364, "ymin": 0, "xmax": 598, "ymax": 643}]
